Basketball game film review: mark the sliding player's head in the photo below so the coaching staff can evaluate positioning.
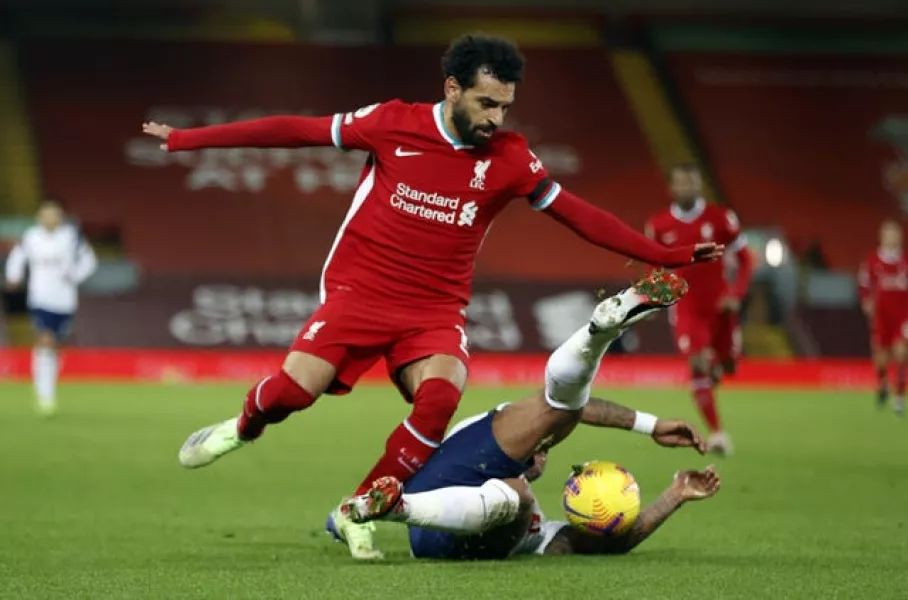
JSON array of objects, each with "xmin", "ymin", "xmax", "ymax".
[
  {"xmin": 37, "ymin": 200, "xmax": 64, "ymax": 232},
  {"xmin": 441, "ymin": 34, "xmax": 524, "ymax": 146},
  {"xmin": 880, "ymin": 219, "xmax": 903, "ymax": 251},
  {"xmin": 669, "ymin": 163, "xmax": 703, "ymax": 210}
]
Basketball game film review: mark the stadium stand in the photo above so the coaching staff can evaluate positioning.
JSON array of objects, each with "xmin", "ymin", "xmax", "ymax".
[{"xmin": 19, "ymin": 40, "xmax": 672, "ymax": 282}]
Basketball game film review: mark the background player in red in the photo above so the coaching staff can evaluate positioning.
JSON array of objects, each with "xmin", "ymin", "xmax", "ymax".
[
  {"xmin": 858, "ymin": 219, "xmax": 908, "ymax": 416},
  {"xmin": 143, "ymin": 35, "xmax": 722, "ymax": 559},
  {"xmin": 645, "ymin": 164, "xmax": 752, "ymax": 456}
]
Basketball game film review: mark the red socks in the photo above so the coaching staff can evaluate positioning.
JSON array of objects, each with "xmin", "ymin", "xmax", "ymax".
[
  {"xmin": 354, "ymin": 378, "xmax": 462, "ymax": 495},
  {"xmin": 692, "ymin": 375, "xmax": 721, "ymax": 433},
  {"xmin": 237, "ymin": 370, "xmax": 316, "ymax": 441}
]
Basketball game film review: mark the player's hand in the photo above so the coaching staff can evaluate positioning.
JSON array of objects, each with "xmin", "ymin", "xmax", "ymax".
[
  {"xmin": 692, "ymin": 242, "xmax": 724, "ymax": 263},
  {"xmin": 861, "ymin": 299, "xmax": 873, "ymax": 319},
  {"xmin": 717, "ymin": 295, "xmax": 741, "ymax": 313},
  {"xmin": 651, "ymin": 419, "xmax": 707, "ymax": 455},
  {"xmin": 142, "ymin": 122, "xmax": 174, "ymax": 150},
  {"xmin": 671, "ymin": 466, "xmax": 721, "ymax": 502},
  {"xmin": 4, "ymin": 280, "xmax": 21, "ymax": 291}
]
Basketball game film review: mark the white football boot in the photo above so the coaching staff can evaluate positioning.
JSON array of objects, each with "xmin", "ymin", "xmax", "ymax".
[{"xmin": 178, "ymin": 417, "xmax": 246, "ymax": 468}]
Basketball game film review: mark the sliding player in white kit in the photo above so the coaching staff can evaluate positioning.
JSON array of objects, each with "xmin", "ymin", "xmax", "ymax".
[
  {"xmin": 5, "ymin": 201, "xmax": 97, "ymax": 415},
  {"xmin": 340, "ymin": 272, "xmax": 721, "ymax": 559}
]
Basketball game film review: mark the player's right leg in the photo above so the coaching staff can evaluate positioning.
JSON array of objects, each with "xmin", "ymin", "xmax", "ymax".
[
  {"xmin": 872, "ymin": 346, "xmax": 891, "ymax": 410},
  {"xmin": 28, "ymin": 308, "xmax": 67, "ymax": 417},
  {"xmin": 178, "ymin": 304, "xmax": 363, "ymax": 469},
  {"xmin": 177, "ymin": 351, "xmax": 335, "ymax": 468},
  {"xmin": 675, "ymin": 313, "xmax": 729, "ymax": 455},
  {"xmin": 892, "ymin": 337, "xmax": 906, "ymax": 416},
  {"xmin": 496, "ymin": 270, "xmax": 690, "ymax": 461},
  {"xmin": 343, "ymin": 475, "xmax": 530, "ymax": 535}
]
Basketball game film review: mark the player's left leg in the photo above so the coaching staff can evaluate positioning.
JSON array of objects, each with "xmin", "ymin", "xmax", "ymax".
[
  {"xmin": 872, "ymin": 346, "xmax": 892, "ymax": 410},
  {"xmin": 892, "ymin": 333, "xmax": 907, "ymax": 417},
  {"xmin": 351, "ymin": 327, "xmax": 470, "ymax": 497},
  {"xmin": 28, "ymin": 308, "xmax": 71, "ymax": 417}
]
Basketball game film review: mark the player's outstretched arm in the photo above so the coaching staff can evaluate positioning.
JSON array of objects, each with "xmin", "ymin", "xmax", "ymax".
[
  {"xmin": 582, "ymin": 398, "xmax": 707, "ymax": 454},
  {"xmin": 544, "ymin": 467, "xmax": 721, "ymax": 556},
  {"xmin": 541, "ymin": 190, "xmax": 723, "ymax": 267},
  {"xmin": 142, "ymin": 115, "xmax": 337, "ymax": 152}
]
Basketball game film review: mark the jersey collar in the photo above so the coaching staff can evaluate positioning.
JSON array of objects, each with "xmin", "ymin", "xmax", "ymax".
[
  {"xmin": 879, "ymin": 248, "xmax": 903, "ymax": 264},
  {"xmin": 670, "ymin": 197, "xmax": 706, "ymax": 223},
  {"xmin": 433, "ymin": 102, "xmax": 473, "ymax": 151}
]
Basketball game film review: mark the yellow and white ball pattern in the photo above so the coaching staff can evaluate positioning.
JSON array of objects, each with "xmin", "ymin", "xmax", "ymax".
[{"xmin": 562, "ymin": 460, "xmax": 641, "ymax": 536}]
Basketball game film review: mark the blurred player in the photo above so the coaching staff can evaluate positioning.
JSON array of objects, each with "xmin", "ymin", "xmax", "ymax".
[
  {"xmin": 858, "ymin": 219, "xmax": 908, "ymax": 415},
  {"xmin": 340, "ymin": 272, "xmax": 717, "ymax": 560},
  {"xmin": 4, "ymin": 201, "xmax": 97, "ymax": 415},
  {"xmin": 146, "ymin": 35, "xmax": 721, "ymax": 559},
  {"xmin": 645, "ymin": 164, "xmax": 753, "ymax": 456}
]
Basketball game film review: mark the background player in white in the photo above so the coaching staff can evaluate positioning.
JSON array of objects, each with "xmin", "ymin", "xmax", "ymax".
[{"xmin": 5, "ymin": 201, "xmax": 97, "ymax": 415}]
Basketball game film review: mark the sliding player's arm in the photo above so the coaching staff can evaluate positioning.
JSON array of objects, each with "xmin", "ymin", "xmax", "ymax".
[
  {"xmin": 509, "ymin": 141, "xmax": 721, "ymax": 268},
  {"xmin": 143, "ymin": 100, "xmax": 402, "ymax": 153},
  {"xmin": 544, "ymin": 467, "xmax": 721, "ymax": 556},
  {"xmin": 581, "ymin": 397, "xmax": 707, "ymax": 454}
]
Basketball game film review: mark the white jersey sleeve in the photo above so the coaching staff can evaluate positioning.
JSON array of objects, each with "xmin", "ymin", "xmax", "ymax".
[{"xmin": 4, "ymin": 242, "xmax": 27, "ymax": 283}]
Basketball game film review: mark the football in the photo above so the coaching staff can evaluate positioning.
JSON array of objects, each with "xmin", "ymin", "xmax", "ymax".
[{"xmin": 562, "ymin": 460, "xmax": 641, "ymax": 536}]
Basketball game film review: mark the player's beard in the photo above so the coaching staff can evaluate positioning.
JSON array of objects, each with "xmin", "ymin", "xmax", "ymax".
[{"xmin": 451, "ymin": 104, "xmax": 495, "ymax": 146}]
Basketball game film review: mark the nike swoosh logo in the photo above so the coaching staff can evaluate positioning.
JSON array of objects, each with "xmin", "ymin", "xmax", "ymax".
[{"xmin": 395, "ymin": 147, "xmax": 422, "ymax": 157}]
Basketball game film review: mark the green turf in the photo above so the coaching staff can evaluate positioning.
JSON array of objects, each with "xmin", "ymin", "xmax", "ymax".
[{"xmin": 0, "ymin": 382, "xmax": 906, "ymax": 599}]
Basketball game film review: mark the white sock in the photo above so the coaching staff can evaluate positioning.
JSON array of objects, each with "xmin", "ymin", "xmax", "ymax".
[
  {"xmin": 544, "ymin": 324, "xmax": 618, "ymax": 410},
  {"xmin": 385, "ymin": 479, "xmax": 520, "ymax": 534},
  {"xmin": 32, "ymin": 348, "xmax": 58, "ymax": 406}
]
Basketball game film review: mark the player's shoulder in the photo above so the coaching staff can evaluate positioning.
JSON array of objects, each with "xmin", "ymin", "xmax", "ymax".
[
  {"xmin": 485, "ymin": 131, "xmax": 540, "ymax": 172},
  {"xmin": 646, "ymin": 207, "xmax": 673, "ymax": 227},
  {"xmin": 488, "ymin": 130, "xmax": 530, "ymax": 156},
  {"xmin": 20, "ymin": 225, "xmax": 42, "ymax": 243}
]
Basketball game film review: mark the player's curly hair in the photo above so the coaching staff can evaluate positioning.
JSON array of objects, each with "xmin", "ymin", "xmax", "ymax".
[{"xmin": 441, "ymin": 33, "xmax": 525, "ymax": 89}]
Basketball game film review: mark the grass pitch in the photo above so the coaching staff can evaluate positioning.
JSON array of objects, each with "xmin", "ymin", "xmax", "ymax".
[{"xmin": 0, "ymin": 382, "xmax": 906, "ymax": 599}]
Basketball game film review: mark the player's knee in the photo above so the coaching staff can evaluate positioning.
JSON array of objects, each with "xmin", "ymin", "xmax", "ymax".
[
  {"xmin": 409, "ymin": 378, "xmax": 463, "ymax": 440},
  {"xmin": 281, "ymin": 351, "xmax": 337, "ymax": 397},
  {"xmin": 689, "ymin": 353, "xmax": 710, "ymax": 376},
  {"xmin": 250, "ymin": 370, "xmax": 318, "ymax": 424},
  {"xmin": 477, "ymin": 479, "xmax": 522, "ymax": 532},
  {"xmin": 34, "ymin": 331, "xmax": 55, "ymax": 349}
]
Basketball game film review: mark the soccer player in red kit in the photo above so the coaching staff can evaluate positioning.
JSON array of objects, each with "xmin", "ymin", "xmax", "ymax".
[
  {"xmin": 858, "ymin": 219, "xmax": 908, "ymax": 416},
  {"xmin": 144, "ymin": 35, "xmax": 721, "ymax": 558},
  {"xmin": 645, "ymin": 164, "xmax": 752, "ymax": 456}
]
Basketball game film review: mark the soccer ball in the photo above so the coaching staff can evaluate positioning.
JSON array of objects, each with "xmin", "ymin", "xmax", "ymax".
[{"xmin": 562, "ymin": 460, "xmax": 641, "ymax": 536}]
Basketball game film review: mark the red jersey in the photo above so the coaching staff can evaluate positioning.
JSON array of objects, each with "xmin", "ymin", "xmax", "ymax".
[
  {"xmin": 314, "ymin": 100, "xmax": 552, "ymax": 309},
  {"xmin": 858, "ymin": 249, "xmax": 908, "ymax": 321},
  {"xmin": 645, "ymin": 199, "xmax": 746, "ymax": 313}
]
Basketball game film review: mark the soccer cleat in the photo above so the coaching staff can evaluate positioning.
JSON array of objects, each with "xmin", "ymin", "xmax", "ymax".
[
  {"xmin": 590, "ymin": 271, "xmax": 688, "ymax": 334},
  {"xmin": 895, "ymin": 397, "xmax": 905, "ymax": 417},
  {"xmin": 178, "ymin": 417, "xmax": 245, "ymax": 468},
  {"xmin": 341, "ymin": 477, "xmax": 404, "ymax": 524},
  {"xmin": 707, "ymin": 432, "xmax": 734, "ymax": 457},
  {"xmin": 35, "ymin": 398, "xmax": 57, "ymax": 418},
  {"xmin": 325, "ymin": 505, "xmax": 384, "ymax": 560},
  {"xmin": 877, "ymin": 387, "xmax": 890, "ymax": 410}
]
